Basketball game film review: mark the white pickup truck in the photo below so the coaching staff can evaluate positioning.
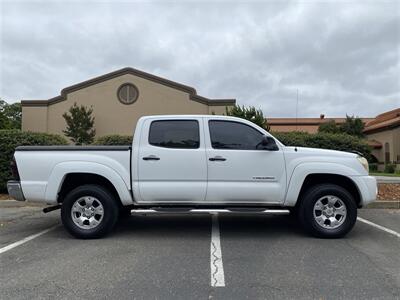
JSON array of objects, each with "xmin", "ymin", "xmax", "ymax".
[{"xmin": 7, "ymin": 115, "xmax": 377, "ymax": 239}]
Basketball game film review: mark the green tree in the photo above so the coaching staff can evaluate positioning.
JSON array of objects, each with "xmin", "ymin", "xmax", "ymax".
[
  {"xmin": 0, "ymin": 99, "xmax": 22, "ymax": 129},
  {"xmin": 0, "ymin": 111, "xmax": 9, "ymax": 129},
  {"xmin": 340, "ymin": 115, "xmax": 365, "ymax": 137},
  {"xmin": 226, "ymin": 105, "xmax": 270, "ymax": 130},
  {"xmin": 318, "ymin": 115, "xmax": 365, "ymax": 137},
  {"xmin": 318, "ymin": 120, "xmax": 340, "ymax": 134},
  {"xmin": 62, "ymin": 103, "xmax": 96, "ymax": 145}
]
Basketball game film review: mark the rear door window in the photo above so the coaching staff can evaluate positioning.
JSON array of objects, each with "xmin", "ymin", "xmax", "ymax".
[{"xmin": 149, "ymin": 120, "xmax": 200, "ymax": 149}]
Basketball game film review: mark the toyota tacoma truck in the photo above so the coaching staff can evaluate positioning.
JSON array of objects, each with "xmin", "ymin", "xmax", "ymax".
[{"xmin": 7, "ymin": 115, "xmax": 377, "ymax": 239}]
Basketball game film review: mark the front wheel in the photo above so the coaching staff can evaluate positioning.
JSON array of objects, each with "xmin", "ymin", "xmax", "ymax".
[
  {"xmin": 298, "ymin": 184, "xmax": 357, "ymax": 238},
  {"xmin": 61, "ymin": 185, "xmax": 119, "ymax": 239}
]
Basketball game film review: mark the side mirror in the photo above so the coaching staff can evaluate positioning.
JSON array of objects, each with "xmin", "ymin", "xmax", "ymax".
[{"xmin": 261, "ymin": 135, "xmax": 279, "ymax": 151}]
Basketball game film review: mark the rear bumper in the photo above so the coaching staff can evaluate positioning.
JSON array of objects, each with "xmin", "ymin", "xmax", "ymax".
[
  {"xmin": 7, "ymin": 180, "xmax": 25, "ymax": 201},
  {"xmin": 350, "ymin": 175, "xmax": 377, "ymax": 207}
]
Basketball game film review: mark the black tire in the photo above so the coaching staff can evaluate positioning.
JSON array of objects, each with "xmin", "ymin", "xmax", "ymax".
[
  {"xmin": 61, "ymin": 184, "xmax": 119, "ymax": 239},
  {"xmin": 119, "ymin": 206, "xmax": 133, "ymax": 219},
  {"xmin": 288, "ymin": 206, "xmax": 299, "ymax": 218},
  {"xmin": 298, "ymin": 184, "xmax": 357, "ymax": 238}
]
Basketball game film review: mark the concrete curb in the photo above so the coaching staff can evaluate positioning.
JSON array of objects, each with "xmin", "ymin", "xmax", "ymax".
[
  {"xmin": 375, "ymin": 176, "xmax": 400, "ymax": 184},
  {"xmin": 366, "ymin": 201, "xmax": 400, "ymax": 209}
]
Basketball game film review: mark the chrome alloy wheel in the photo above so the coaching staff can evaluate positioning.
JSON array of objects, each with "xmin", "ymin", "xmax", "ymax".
[
  {"xmin": 313, "ymin": 195, "xmax": 347, "ymax": 229},
  {"xmin": 71, "ymin": 196, "xmax": 104, "ymax": 229}
]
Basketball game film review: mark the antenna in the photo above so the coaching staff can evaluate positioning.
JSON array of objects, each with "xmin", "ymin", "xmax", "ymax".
[
  {"xmin": 296, "ymin": 89, "xmax": 299, "ymax": 131},
  {"xmin": 295, "ymin": 89, "xmax": 299, "ymax": 152}
]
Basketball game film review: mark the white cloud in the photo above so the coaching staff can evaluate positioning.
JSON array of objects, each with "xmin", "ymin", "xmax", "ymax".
[{"xmin": 0, "ymin": 0, "xmax": 399, "ymax": 117}]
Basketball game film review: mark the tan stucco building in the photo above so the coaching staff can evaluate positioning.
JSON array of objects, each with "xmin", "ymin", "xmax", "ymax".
[
  {"xmin": 21, "ymin": 67, "xmax": 235, "ymax": 136},
  {"xmin": 268, "ymin": 115, "xmax": 374, "ymax": 133},
  {"xmin": 364, "ymin": 108, "xmax": 400, "ymax": 168}
]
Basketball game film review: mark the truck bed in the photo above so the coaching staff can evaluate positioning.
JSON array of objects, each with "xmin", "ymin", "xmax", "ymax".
[
  {"xmin": 16, "ymin": 146, "xmax": 131, "ymax": 151},
  {"xmin": 14, "ymin": 145, "xmax": 132, "ymax": 204}
]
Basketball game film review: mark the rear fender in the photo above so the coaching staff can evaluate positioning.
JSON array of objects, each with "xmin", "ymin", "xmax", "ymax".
[{"xmin": 45, "ymin": 161, "xmax": 133, "ymax": 205}]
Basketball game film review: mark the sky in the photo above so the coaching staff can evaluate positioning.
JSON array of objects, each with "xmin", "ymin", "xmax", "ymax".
[{"xmin": 0, "ymin": 0, "xmax": 399, "ymax": 118}]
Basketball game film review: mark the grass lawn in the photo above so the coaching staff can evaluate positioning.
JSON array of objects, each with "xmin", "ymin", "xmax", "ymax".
[{"xmin": 370, "ymin": 172, "xmax": 400, "ymax": 177}]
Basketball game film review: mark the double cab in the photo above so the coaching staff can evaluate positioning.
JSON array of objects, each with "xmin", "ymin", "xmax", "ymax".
[{"xmin": 7, "ymin": 115, "xmax": 377, "ymax": 238}]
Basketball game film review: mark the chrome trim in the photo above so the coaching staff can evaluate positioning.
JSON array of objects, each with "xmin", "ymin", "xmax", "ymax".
[
  {"xmin": 131, "ymin": 208, "xmax": 290, "ymax": 215},
  {"xmin": 7, "ymin": 181, "xmax": 25, "ymax": 201}
]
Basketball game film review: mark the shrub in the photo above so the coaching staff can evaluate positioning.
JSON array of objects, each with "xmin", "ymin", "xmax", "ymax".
[
  {"xmin": 93, "ymin": 135, "xmax": 132, "ymax": 145},
  {"xmin": 384, "ymin": 163, "xmax": 396, "ymax": 174},
  {"xmin": 272, "ymin": 131, "xmax": 372, "ymax": 161},
  {"xmin": 369, "ymin": 163, "xmax": 378, "ymax": 172},
  {"xmin": 318, "ymin": 120, "xmax": 341, "ymax": 134},
  {"xmin": 0, "ymin": 130, "xmax": 68, "ymax": 192}
]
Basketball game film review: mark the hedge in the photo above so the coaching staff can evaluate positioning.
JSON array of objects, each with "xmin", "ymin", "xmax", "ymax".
[
  {"xmin": 93, "ymin": 132, "xmax": 371, "ymax": 160},
  {"xmin": 272, "ymin": 131, "xmax": 372, "ymax": 161},
  {"xmin": 93, "ymin": 135, "xmax": 133, "ymax": 145},
  {"xmin": 0, "ymin": 130, "xmax": 68, "ymax": 192},
  {"xmin": 0, "ymin": 130, "xmax": 373, "ymax": 192}
]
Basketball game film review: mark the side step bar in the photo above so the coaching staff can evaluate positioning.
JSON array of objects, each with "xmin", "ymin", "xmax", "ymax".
[{"xmin": 131, "ymin": 208, "xmax": 290, "ymax": 215}]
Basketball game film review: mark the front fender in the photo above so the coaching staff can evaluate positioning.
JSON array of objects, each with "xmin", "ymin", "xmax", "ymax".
[
  {"xmin": 45, "ymin": 161, "xmax": 133, "ymax": 205},
  {"xmin": 284, "ymin": 162, "xmax": 359, "ymax": 206}
]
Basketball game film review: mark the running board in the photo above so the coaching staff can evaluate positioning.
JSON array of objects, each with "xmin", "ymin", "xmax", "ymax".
[{"xmin": 130, "ymin": 208, "xmax": 290, "ymax": 215}]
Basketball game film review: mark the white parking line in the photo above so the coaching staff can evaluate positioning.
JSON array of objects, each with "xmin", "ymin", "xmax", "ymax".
[
  {"xmin": 210, "ymin": 213, "xmax": 225, "ymax": 287},
  {"xmin": 357, "ymin": 217, "xmax": 400, "ymax": 238},
  {"xmin": 0, "ymin": 225, "xmax": 59, "ymax": 254}
]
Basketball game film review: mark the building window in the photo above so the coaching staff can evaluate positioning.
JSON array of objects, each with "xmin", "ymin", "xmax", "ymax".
[
  {"xmin": 384, "ymin": 142, "xmax": 390, "ymax": 163},
  {"xmin": 117, "ymin": 83, "xmax": 139, "ymax": 105}
]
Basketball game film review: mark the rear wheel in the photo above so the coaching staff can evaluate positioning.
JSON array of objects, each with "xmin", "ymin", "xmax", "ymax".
[
  {"xmin": 298, "ymin": 184, "xmax": 357, "ymax": 238},
  {"xmin": 61, "ymin": 185, "xmax": 119, "ymax": 239}
]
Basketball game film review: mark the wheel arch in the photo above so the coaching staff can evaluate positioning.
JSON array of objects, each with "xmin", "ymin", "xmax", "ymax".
[
  {"xmin": 45, "ymin": 161, "xmax": 133, "ymax": 206},
  {"xmin": 58, "ymin": 173, "xmax": 123, "ymax": 207},
  {"xmin": 295, "ymin": 174, "xmax": 361, "ymax": 208},
  {"xmin": 285, "ymin": 162, "xmax": 362, "ymax": 207}
]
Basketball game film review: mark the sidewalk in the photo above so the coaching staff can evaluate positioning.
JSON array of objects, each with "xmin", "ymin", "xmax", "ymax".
[
  {"xmin": 374, "ymin": 176, "xmax": 400, "ymax": 184},
  {"xmin": 367, "ymin": 201, "xmax": 400, "ymax": 209}
]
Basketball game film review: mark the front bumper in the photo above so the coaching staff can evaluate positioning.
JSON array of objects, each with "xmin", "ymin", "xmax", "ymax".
[{"xmin": 7, "ymin": 180, "xmax": 25, "ymax": 201}]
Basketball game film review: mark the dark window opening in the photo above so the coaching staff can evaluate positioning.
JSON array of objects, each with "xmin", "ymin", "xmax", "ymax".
[
  {"xmin": 149, "ymin": 120, "xmax": 200, "ymax": 149},
  {"xmin": 384, "ymin": 142, "xmax": 390, "ymax": 163},
  {"xmin": 209, "ymin": 120, "xmax": 264, "ymax": 150}
]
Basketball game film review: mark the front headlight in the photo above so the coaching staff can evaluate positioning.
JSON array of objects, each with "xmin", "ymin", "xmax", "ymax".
[{"xmin": 357, "ymin": 156, "xmax": 369, "ymax": 173}]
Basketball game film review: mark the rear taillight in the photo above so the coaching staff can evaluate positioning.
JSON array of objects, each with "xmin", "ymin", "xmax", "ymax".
[{"xmin": 10, "ymin": 156, "xmax": 20, "ymax": 180}]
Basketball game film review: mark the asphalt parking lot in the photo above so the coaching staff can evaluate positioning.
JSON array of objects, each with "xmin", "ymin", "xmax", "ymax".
[{"xmin": 1, "ymin": 201, "xmax": 399, "ymax": 300}]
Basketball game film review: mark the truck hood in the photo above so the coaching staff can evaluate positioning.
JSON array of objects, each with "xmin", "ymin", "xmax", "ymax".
[{"xmin": 283, "ymin": 146, "xmax": 358, "ymax": 158}]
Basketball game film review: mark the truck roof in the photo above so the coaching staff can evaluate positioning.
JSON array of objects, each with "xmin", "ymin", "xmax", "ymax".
[{"xmin": 138, "ymin": 114, "xmax": 244, "ymax": 121}]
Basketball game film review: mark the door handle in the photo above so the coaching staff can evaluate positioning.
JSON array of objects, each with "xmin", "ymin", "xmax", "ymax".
[
  {"xmin": 143, "ymin": 155, "xmax": 160, "ymax": 161},
  {"xmin": 209, "ymin": 156, "xmax": 226, "ymax": 161}
]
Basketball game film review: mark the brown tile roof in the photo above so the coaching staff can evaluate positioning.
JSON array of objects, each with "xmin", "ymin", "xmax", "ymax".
[
  {"xmin": 268, "ymin": 117, "xmax": 373, "ymax": 125},
  {"xmin": 364, "ymin": 108, "xmax": 400, "ymax": 134}
]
